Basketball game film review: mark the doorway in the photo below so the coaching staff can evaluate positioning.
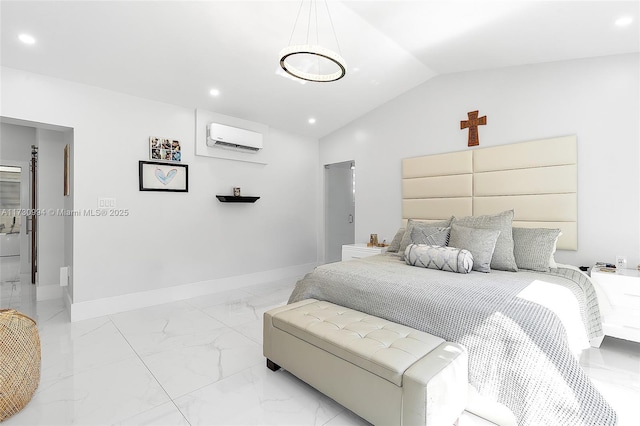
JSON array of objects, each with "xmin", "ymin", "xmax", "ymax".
[
  {"xmin": 1, "ymin": 118, "xmax": 73, "ymax": 312},
  {"xmin": 324, "ymin": 160, "xmax": 355, "ymax": 263}
]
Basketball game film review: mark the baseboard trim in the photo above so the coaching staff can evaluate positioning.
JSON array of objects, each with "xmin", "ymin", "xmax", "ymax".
[{"xmin": 68, "ymin": 262, "xmax": 318, "ymax": 322}]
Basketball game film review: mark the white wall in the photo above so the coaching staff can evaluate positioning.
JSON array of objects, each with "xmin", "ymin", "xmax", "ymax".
[
  {"xmin": 1, "ymin": 67, "xmax": 319, "ymax": 317},
  {"xmin": 0, "ymin": 122, "xmax": 34, "ymax": 162},
  {"xmin": 320, "ymin": 53, "xmax": 640, "ymax": 268}
]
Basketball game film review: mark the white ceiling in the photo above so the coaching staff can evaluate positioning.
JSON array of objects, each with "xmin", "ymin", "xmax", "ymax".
[{"xmin": 1, "ymin": 1, "xmax": 638, "ymax": 139}]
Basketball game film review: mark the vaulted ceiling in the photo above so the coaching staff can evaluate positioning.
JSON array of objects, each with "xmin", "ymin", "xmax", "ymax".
[{"xmin": 1, "ymin": 1, "xmax": 638, "ymax": 138}]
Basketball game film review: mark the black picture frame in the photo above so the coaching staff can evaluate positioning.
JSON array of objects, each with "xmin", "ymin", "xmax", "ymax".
[{"xmin": 139, "ymin": 161, "xmax": 188, "ymax": 192}]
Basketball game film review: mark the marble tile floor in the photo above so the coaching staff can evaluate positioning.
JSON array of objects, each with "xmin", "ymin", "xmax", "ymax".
[{"xmin": 1, "ymin": 275, "xmax": 638, "ymax": 426}]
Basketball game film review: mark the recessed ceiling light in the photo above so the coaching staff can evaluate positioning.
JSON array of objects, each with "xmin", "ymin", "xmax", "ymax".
[
  {"xmin": 308, "ymin": 118, "xmax": 316, "ymax": 124},
  {"xmin": 209, "ymin": 88, "xmax": 220, "ymax": 97},
  {"xmin": 18, "ymin": 34, "xmax": 36, "ymax": 45},
  {"xmin": 615, "ymin": 16, "xmax": 633, "ymax": 27}
]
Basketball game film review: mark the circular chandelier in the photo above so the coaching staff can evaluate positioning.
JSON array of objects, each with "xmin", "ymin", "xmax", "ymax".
[
  {"xmin": 279, "ymin": 45, "xmax": 346, "ymax": 83},
  {"xmin": 279, "ymin": 0, "xmax": 347, "ymax": 83}
]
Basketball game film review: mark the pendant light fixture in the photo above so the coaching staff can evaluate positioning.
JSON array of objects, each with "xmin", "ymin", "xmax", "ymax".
[{"xmin": 279, "ymin": 0, "xmax": 347, "ymax": 83}]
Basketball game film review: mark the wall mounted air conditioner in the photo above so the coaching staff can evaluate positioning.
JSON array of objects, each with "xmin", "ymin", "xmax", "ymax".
[{"xmin": 206, "ymin": 123, "xmax": 263, "ymax": 153}]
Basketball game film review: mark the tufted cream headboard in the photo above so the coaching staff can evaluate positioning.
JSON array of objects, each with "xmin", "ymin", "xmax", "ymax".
[{"xmin": 402, "ymin": 135, "xmax": 577, "ymax": 250}]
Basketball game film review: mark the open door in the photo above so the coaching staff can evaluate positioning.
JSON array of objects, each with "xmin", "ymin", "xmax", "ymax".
[{"xmin": 324, "ymin": 161, "xmax": 355, "ymax": 263}]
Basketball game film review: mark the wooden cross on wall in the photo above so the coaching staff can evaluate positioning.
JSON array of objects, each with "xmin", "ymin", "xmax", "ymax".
[{"xmin": 460, "ymin": 110, "xmax": 487, "ymax": 147}]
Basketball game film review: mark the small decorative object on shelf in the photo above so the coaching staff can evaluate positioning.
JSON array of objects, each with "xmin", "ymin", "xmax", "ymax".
[
  {"xmin": 367, "ymin": 234, "xmax": 388, "ymax": 247},
  {"xmin": 217, "ymin": 186, "xmax": 258, "ymax": 203}
]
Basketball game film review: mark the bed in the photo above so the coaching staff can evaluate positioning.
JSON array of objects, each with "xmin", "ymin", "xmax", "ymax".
[
  {"xmin": 288, "ymin": 136, "xmax": 616, "ymax": 425},
  {"xmin": 289, "ymin": 255, "xmax": 614, "ymax": 425}
]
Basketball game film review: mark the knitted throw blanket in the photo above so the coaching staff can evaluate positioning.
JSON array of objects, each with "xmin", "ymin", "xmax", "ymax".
[{"xmin": 289, "ymin": 254, "xmax": 616, "ymax": 425}]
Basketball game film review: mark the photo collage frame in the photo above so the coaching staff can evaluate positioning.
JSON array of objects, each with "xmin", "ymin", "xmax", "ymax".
[{"xmin": 150, "ymin": 136, "xmax": 181, "ymax": 162}]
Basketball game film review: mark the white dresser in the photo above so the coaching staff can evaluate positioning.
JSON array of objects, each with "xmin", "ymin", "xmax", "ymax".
[
  {"xmin": 590, "ymin": 267, "xmax": 640, "ymax": 343},
  {"xmin": 341, "ymin": 244, "xmax": 387, "ymax": 261}
]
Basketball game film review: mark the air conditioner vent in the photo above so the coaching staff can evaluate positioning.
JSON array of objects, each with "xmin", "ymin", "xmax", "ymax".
[
  {"xmin": 212, "ymin": 140, "xmax": 260, "ymax": 152},
  {"xmin": 206, "ymin": 123, "xmax": 263, "ymax": 153}
]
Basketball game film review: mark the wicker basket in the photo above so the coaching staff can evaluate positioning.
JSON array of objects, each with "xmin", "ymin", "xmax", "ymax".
[{"xmin": 0, "ymin": 309, "xmax": 41, "ymax": 422}]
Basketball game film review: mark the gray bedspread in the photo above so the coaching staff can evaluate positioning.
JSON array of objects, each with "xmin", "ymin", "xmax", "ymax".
[{"xmin": 289, "ymin": 254, "xmax": 616, "ymax": 425}]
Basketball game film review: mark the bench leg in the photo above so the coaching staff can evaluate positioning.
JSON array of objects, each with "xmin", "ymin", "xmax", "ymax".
[{"xmin": 266, "ymin": 358, "xmax": 281, "ymax": 372}]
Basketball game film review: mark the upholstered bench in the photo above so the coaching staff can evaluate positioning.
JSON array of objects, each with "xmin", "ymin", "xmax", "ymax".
[{"xmin": 263, "ymin": 299, "xmax": 468, "ymax": 425}]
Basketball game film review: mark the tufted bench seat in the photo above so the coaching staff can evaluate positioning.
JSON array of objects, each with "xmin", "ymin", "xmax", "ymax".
[{"xmin": 263, "ymin": 299, "xmax": 468, "ymax": 425}]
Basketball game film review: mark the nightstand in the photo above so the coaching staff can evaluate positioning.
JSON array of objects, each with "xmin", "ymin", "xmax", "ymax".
[
  {"xmin": 590, "ymin": 267, "xmax": 640, "ymax": 343},
  {"xmin": 341, "ymin": 244, "xmax": 387, "ymax": 261}
]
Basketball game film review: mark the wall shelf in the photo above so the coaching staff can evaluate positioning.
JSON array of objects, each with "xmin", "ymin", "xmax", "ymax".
[{"xmin": 216, "ymin": 195, "xmax": 260, "ymax": 203}]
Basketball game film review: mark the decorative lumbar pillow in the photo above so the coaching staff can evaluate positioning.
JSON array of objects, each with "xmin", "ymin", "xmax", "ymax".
[
  {"xmin": 452, "ymin": 210, "xmax": 518, "ymax": 272},
  {"xmin": 512, "ymin": 227, "xmax": 562, "ymax": 272},
  {"xmin": 398, "ymin": 217, "xmax": 453, "ymax": 257},
  {"xmin": 410, "ymin": 226, "xmax": 450, "ymax": 247},
  {"xmin": 405, "ymin": 244, "xmax": 473, "ymax": 274},
  {"xmin": 386, "ymin": 228, "xmax": 405, "ymax": 253},
  {"xmin": 448, "ymin": 224, "xmax": 501, "ymax": 273}
]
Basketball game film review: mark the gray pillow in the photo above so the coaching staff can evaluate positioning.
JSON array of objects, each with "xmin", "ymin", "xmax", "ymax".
[
  {"xmin": 448, "ymin": 224, "xmax": 500, "ymax": 273},
  {"xmin": 452, "ymin": 210, "xmax": 518, "ymax": 272},
  {"xmin": 386, "ymin": 228, "xmax": 405, "ymax": 253},
  {"xmin": 410, "ymin": 226, "xmax": 450, "ymax": 246},
  {"xmin": 512, "ymin": 227, "xmax": 562, "ymax": 272},
  {"xmin": 398, "ymin": 218, "xmax": 453, "ymax": 256},
  {"xmin": 405, "ymin": 244, "xmax": 473, "ymax": 274}
]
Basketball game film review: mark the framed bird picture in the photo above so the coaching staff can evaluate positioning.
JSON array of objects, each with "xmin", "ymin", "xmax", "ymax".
[{"xmin": 139, "ymin": 161, "xmax": 188, "ymax": 192}]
